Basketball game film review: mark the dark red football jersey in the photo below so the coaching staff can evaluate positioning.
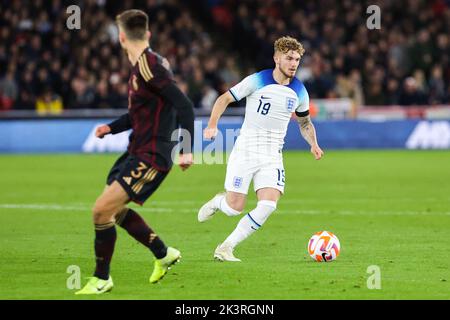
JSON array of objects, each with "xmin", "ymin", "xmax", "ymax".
[{"xmin": 127, "ymin": 48, "xmax": 179, "ymax": 171}]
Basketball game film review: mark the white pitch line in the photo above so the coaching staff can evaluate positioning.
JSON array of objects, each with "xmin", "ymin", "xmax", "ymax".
[
  {"xmin": 0, "ymin": 204, "xmax": 87, "ymax": 211},
  {"xmin": 278, "ymin": 209, "xmax": 450, "ymax": 216},
  {"xmin": 132, "ymin": 197, "xmax": 450, "ymax": 206},
  {"xmin": 0, "ymin": 204, "xmax": 449, "ymax": 216},
  {"xmin": 0, "ymin": 204, "xmax": 177, "ymax": 213}
]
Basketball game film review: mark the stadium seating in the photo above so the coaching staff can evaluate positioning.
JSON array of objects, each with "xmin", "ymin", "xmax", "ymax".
[{"xmin": 0, "ymin": 0, "xmax": 449, "ymax": 113}]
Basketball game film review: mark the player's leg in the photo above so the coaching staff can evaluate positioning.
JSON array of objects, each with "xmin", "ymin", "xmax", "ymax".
[
  {"xmin": 76, "ymin": 181, "xmax": 129, "ymax": 295},
  {"xmin": 116, "ymin": 205, "xmax": 180, "ymax": 283},
  {"xmin": 92, "ymin": 181, "xmax": 130, "ymax": 276},
  {"xmin": 115, "ymin": 207, "xmax": 167, "ymax": 259},
  {"xmin": 215, "ymin": 188, "xmax": 280, "ymax": 261},
  {"xmin": 214, "ymin": 165, "xmax": 284, "ymax": 262},
  {"xmin": 198, "ymin": 153, "xmax": 252, "ymax": 222},
  {"xmin": 198, "ymin": 190, "xmax": 247, "ymax": 222},
  {"xmin": 105, "ymin": 155, "xmax": 168, "ymax": 260},
  {"xmin": 111, "ymin": 157, "xmax": 180, "ymax": 283}
]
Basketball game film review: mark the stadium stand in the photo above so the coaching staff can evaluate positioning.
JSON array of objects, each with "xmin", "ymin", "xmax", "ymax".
[
  {"xmin": 0, "ymin": 0, "xmax": 242, "ymax": 113},
  {"xmin": 199, "ymin": 0, "xmax": 450, "ymax": 106},
  {"xmin": 0, "ymin": 0, "xmax": 449, "ymax": 114}
]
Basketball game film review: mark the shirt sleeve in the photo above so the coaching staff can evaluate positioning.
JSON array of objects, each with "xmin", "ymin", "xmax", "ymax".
[
  {"xmin": 108, "ymin": 113, "xmax": 132, "ymax": 134},
  {"xmin": 294, "ymin": 85, "xmax": 310, "ymax": 116},
  {"xmin": 159, "ymin": 83, "xmax": 195, "ymax": 151},
  {"xmin": 228, "ymin": 73, "xmax": 259, "ymax": 101},
  {"xmin": 137, "ymin": 54, "xmax": 172, "ymax": 91}
]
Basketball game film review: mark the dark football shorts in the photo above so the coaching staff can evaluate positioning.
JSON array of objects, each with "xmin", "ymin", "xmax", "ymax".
[{"xmin": 106, "ymin": 152, "xmax": 169, "ymax": 205}]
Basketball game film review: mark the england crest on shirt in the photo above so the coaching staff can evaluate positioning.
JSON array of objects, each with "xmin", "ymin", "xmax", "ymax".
[{"xmin": 286, "ymin": 97, "xmax": 296, "ymax": 112}]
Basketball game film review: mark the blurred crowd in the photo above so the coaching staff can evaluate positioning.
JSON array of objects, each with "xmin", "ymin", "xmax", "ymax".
[
  {"xmin": 0, "ymin": 0, "xmax": 241, "ymax": 113},
  {"xmin": 0, "ymin": 0, "xmax": 449, "ymax": 114},
  {"xmin": 206, "ymin": 0, "xmax": 450, "ymax": 106}
]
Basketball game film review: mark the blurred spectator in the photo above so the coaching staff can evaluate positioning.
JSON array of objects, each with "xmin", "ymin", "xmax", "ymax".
[
  {"xmin": 0, "ymin": 69, "xmax": 18, "ymax": 110},
  {"xmin": 399, "ymin": 77, "xmax": 428, "ymax": 106},
  {"xmin": 386, "ymin": 79, "xmax": 401, "ymax": 105},
  {"xmin": 428, "ymin": 65, "xmax": 446, "ymax": 104},
  {"xmin": 35, "ymin": 87, "xmax": 63, "ymax": 115},
  {"xmin": 187, "ymin": 69, "xmax": 205, "ymax": 107},
  {"xmin": 365, "ymin": 83, "xmax": 386, "ymax": 106},
  {"xmin": 305, "ymin": 58, "xmax": 335, "ymax": 99},
  {"xmin": 335, "ymin": 70, "xmax": 364, "ymax": 107},
  {"xmin": 413, "ymin": 69, "xmax": 428, "ymax": 94},
  {"xmin": 68, "ymin": 78, "xmax": 96, "ymax": 109},
  {"xmin": 113, "ymin": 83, "xmax": 129, "ymax": 109},
  {"xmin": 219, "ymin": 57, "xmax": 241, "ymax": 87},
  {"xmin": 94, "ymin": 80, "xmax": 114, "ymax": 109},
  {"xmin": 200, "ymin": 85, "xmax": 219, "ymax": 111}
]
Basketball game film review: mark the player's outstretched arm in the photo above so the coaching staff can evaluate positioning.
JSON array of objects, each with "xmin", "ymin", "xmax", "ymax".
[
  {"xmin": 204, "ymin": 91, "xmax": 235, "ymax": 140},
  {"xmin": 96, "ymin": 113, "xmax": 132, "ymax": 139},
  {"xmin": 160, "ymin": 83, "xmax": 195, "ymax": 171},
  {"xmin": 297, "ymin": 114, "xmax": 324, "ymax": 160}
]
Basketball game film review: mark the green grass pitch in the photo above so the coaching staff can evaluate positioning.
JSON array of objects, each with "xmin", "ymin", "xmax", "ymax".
[{"xmin": 0, "ymin": 150, "xmax": 449, "ymax": 299}]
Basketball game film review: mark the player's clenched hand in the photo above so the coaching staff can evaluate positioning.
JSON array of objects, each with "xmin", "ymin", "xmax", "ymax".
[
  {"xmin": 203, "ymin": 126, "xmax": 218, "ymax": 140},
  {"xmin": 311, "ymin": 145, "xmax": 324, "ymax": 160},
  {"xmin": 95, "ymin": 125, "xmax": 111, "ymax": 139},
  {"xmin": 179, "ymin": 153, "xmax": 193, "ymax": 171}
]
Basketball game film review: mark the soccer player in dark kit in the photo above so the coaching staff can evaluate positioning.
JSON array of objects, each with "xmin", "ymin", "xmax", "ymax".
[{"xmin": 76, "ymin": 9, "xmax": 194, "ymax": 294}]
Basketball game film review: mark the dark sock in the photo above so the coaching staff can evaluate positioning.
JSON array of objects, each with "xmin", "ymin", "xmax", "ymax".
[
  {"xmin": 117, "ymin": 208, "xmax": 168, "ymax": 259},
  {"xmin": 93, "ymin": 222, "xmax": 117, "ymax": 280}
]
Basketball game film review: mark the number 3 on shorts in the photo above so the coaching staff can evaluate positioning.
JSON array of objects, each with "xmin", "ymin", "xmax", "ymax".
[{"xmin": 277, "ymin": 169, "xmax": 285, "ymax": 187}]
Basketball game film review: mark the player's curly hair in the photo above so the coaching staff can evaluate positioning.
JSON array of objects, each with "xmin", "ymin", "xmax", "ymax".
[{"xmin": 274, "ymin": 36, "xmax": 305, "ymax": 57}]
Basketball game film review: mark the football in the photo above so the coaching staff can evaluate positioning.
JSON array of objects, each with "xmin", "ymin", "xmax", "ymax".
[{"xmin": 308, "ymin": 231, "xmax": 341, "ymax": 262}]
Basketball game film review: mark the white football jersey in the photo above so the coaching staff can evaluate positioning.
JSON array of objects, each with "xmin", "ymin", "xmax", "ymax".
[{"xmin": 229, "ymin": 69, "xmax": 309, "ymax": 157}]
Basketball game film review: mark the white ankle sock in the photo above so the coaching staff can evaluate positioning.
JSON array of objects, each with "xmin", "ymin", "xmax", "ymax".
[
  {"xmin": 214, "ymin": 194, "xmax": 241, "ymax": 216},
  {"xmin": 223, "ymin": 200, "xmax": 277, "ymax": 248}
]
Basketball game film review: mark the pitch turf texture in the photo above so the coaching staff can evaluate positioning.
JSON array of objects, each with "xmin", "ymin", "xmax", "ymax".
[{"xmin": 0, "ymin": 150, "xmax": 449, "ymax": 299}]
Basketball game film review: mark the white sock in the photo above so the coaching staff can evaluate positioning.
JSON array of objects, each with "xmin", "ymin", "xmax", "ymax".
[
  {"xmin": 214, "ymin": 194, "xmax": 241, "ymax": 216},
  {"xmin": 223, "ymin": 200, "xmax": 277, "ymax": 248}
]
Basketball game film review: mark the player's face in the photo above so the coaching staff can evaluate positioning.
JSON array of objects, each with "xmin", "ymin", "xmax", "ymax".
[{"xmin": 277, "ymin": 50, "xmax": 301, "ymax": 78}]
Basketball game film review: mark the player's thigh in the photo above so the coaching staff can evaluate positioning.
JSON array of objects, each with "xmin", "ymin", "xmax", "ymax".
[
  {"xmin": 253, "ymin": 164, "xmax": 285, "ymax": 197},
  {"xmin": 93, "ymin": 181, "xmax": 130, "ymax": 216},
  {"xmin": 101, "ymin": 184, "xmax": 129, "ymax": 219},
  {"xmin": 224, "ymin": 154, "xmax": 256, "ymax": 195}
]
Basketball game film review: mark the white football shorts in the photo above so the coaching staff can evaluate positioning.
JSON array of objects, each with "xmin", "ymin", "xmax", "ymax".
[{"xmin": 224, "ymin": 148, "xmax": 285, "ymax": 195}]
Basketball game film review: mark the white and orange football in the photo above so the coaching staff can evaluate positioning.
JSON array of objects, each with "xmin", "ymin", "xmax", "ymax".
[{"xmin": 308, "ymin": 231, "xmax": 341, "ymax": 262}]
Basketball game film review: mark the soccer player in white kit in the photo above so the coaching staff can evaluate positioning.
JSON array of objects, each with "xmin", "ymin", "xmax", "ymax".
[{"xmin": 198, "ymin": 36, "xmax": 324, "ymax": 261}]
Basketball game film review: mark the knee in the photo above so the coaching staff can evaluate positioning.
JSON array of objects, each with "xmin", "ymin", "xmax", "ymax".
[
  {"xmin": 226, "ymin": 195, "xmax": 245, "ymax": 213},
  {"xmin": 92, "ymin": 200, "xmax": 114, "ymax": 224}
]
